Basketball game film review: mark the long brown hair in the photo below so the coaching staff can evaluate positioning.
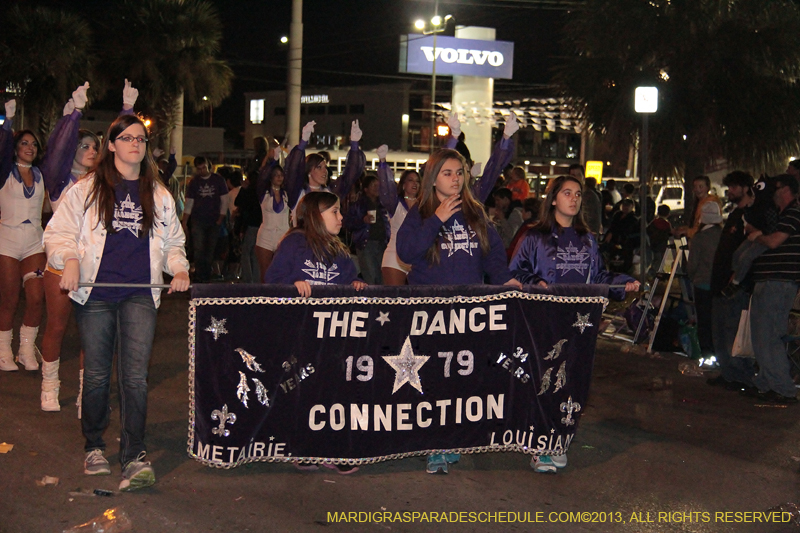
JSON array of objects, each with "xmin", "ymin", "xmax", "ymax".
[
  {"xmin": 397, "ymin": 169, "xmax": 420, "ymax": 196},
  {"xmin": 305, "ymin": 152, "xmax": 329, "ymax": 186},
  {"xmin": 417, "ymin": 149, "xmax": 490, "ymax": 264},
  {"xmin": 290, "ymin": 191, "xmax": 349, "ymax": 264},
  {"xmin": 85, "ymin": 115, "xmax": 161, "ymax": 236},
  {"xmin": 532, "ymin": 175, "xmax": 589, "ymax": 235}
]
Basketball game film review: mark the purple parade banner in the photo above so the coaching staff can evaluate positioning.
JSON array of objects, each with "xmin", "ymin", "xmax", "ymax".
[{"xmin": 187, "ymin": 284, "xmax": 607, "ymax": 469}]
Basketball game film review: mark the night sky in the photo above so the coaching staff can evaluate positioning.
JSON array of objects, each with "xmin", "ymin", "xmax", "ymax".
[{"xmin": 29, "ymin": 0, "xmax": 569, "ymax": 146}]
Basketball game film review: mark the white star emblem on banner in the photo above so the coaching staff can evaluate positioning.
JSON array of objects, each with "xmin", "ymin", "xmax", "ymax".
[
  {"xmin": 382, "ymin": 336, "xmax": 429, "ymax": 394},
  {"xmin": 205, "ymin": 316, "xmax": 228, "ymax": 340},
  {"xmin": 376, "ymin": 311, "xmax": 390, "ymax": 325}
]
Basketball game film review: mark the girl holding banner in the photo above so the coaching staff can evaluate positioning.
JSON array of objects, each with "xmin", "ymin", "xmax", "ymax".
[
  {"xmin": 43, "ymin": 114, "xmax": 190, "ymax": 491},
  {"xmin": 510, "ymin": 175, "xmax": 639, "ymax": 473},
  {"xmin": 397, "ymin": 148, "xmax": 522, "ymax": 474}
]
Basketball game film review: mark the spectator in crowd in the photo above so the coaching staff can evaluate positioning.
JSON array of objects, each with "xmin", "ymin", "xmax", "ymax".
[
  {"xmin": 181, "ymin": 157, "xmax": 229, "ymax": 283},
  {"xmin": 676, "ymin": 175, "xmax": 722, "ymax": 238},
  {"xmin": 707, "ymin": 171, "xmax": 757, "ymax": 391},
  {"xmin": 506, "ymin": 166, "xmax": 530, "ymax": 202},
  {"xmin": 345, "ymin": 173, "xmax": 389, "ymax": 285},
  {"xmin": 235, "ymin": 172, "xmax": 262, "ymax": 283},
  {"xmin": 742, "ymin": 173, "xmax": 800, "ymax": 404},
  {"xmin": 604, "ymin": 198, "xmax": 640, "ymax": 273},
  {"xmin": 687, "ymin": 202, "xmax": 723, "ymax": 356},
  {"xmin": 507, "ymin": 197, "xmax": 542, "ymax": 261},
  {"xmin": 576, "ymin": 168, "xmax": 602, "ymax": 236},
  {"xmin": 601, "ymin": 179, "xmax": 620, "ymax": 227},
  {"xmin": 647, "ymin": 204, "xmax": 672, "ymax": 275},
  {"xmin": 491, "ymin": 187, "xmax": 525, "ymax": 249}
]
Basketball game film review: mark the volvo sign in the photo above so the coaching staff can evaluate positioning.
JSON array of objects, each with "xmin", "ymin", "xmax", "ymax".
[{"xmin": 400, "ymin": 35, "xmax": 514, "ymax": 79}]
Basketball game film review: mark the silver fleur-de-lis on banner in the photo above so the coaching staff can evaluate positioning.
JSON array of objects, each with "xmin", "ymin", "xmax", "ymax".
[
  {"xmin": 560, "ymin": 396, "xmax": 582, "ymax": 426},
  {"xmin": 211, "ymin": 404, "xmax": 236, "ymax": 437},
  {"xmin": 252, "ymin": 378, "xmax": 270, "ymax": 406},
  {"xmin": 236, "ymin": 348, "xmax": 265, "ymax": 373},
  {"xmin": 237, "ymin": 371, "xmax": 250, "ymax": 408}
]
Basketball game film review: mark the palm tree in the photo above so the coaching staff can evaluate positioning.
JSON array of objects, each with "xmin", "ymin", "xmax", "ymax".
[
  {"xmin": 556, "ymin": 0, "xmax": 800, "ymax": 186},
  {"xmin": 97, "ymin": 0, "xmax": 233, "ymax": 149},
  {"xmin": 0, "ymin": 5, "xmax": 93, "ymax": 141}
]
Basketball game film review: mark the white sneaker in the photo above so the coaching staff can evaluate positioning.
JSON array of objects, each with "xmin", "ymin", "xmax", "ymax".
[
  {"xmin": 17, "ymin": 325, "xmax": 39, "ymax": 371},
  {"xmin": 0, "ymin": 354, "xmax": 18, "ymax": 371},
  {"xmin": 551, "ymin": 454, "xmax": 567, "ymax": 469},
  {"xmin": 41, "ymin": 387, "xmax": 61, "ymax": 412},
  {"xmin": 0, "ymin": 330, "xmax": 16, "ymax": 371}
]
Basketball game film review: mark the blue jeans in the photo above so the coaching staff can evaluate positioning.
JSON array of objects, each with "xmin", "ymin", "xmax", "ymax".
[
  {"xmin": 356, "ymin": 240, "xmax": 386, "ymax": 285},
  {"xmin": 750, "ymin": 280, "xmax": 798, "ymax": 397},
  {"xmin": 191, "ymin": 220, "xmax": 220, "ymax": 282},
  {"xmin": 239, "ymin": 226, "xmax": 260, "ymax": 283},
  {"xmin": 712, "ymin": 292, "xmax": 755, "ymax": 385},
  {"xmin": 74, "ymin": 296, "xmax": 157, "ymax": 466}
]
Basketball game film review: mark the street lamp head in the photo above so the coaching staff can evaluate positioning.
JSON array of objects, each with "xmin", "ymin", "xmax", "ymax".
[
  {"xmin": 202, "ymin": 96, "xmax": 208, "ymax": 101},
  {"xmin": 280, "ymin": 36, "xmax": 288, "ymax": 44},
  {"xmin": 431, "ymin": 15, "xmax": 442, "ymax": 26},
  {"xmin": 415, "ymin": 19, "xmax": 425, "ymax": 30},
  {"xmin": 634, "ymin": 86, "xmax": 658, "ymax": 113}
]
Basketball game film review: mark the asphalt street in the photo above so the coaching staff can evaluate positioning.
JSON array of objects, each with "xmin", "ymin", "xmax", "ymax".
[{"xmin": 1, "ymin": 291, "xmax": 798, "ymax": 533}]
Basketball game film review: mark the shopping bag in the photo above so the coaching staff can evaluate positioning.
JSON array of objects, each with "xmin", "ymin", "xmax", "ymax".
[{"xmin": 732, "ymin": 308, "xmax": 754, "ymax": 358}]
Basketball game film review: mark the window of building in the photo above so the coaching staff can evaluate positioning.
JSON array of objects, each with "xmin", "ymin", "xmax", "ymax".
[
  {"xmin": 349, "ymin": 104, "xmax": 365, "ymax": 114},
  {"xmin": 250, "ymin": 99, "xmax": 264, "ymax": 124},
  {"xmin": 328, "ymin": 105, "xmax": 347, "ymax": 115},
  {"xmin": 274, "ymin": 107, "xmax": 286, "ymax": 116},
  {"xmin": 309, "ymin": 105, "xmax": 326, "ymax": 115}
]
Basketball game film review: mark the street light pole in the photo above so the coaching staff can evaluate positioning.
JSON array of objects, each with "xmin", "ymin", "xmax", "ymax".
[
  {"xmin": 430, "ymin": 28, "xmax": 437, "ymax": 154},
  {"xmin": 634, "ymin": 86, "xmax": 658, "ymax": 286}
]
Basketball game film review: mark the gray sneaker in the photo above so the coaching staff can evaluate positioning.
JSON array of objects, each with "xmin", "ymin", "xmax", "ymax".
[
  {"xmin": 119, "ymin": 452, "xmax": 155, "ymax": 491},
  {"xmin": 84, "ymin": 449, "xmax": 111, "ymax": 476}
]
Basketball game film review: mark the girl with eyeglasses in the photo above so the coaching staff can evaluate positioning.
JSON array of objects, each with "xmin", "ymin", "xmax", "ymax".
[
  {"xmin": 284, "ymin": 120, "xmax": 365, "ymax": 228},
  {"xmin": 509, "ymin": 175, "xmax": 638, "ymax": 474},
  {"xmin": 43, "ymin": 114, "xmax": 189, "ymax": 491},
  {"xmin": 0, "ymin": 101, "xmax": 47, "ymax": 374},
  {"xmin": 396, "ymin": 148, "xmax": 522, "ymax": 475},
  {"xmin": 38, "ymin": 81, "xmax": 139, "ymax": 413}
]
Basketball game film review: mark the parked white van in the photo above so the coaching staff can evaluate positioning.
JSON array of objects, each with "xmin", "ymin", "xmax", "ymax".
[{"xmin": 656, "ymin": 185, "xmax": 685, "ymax": 212}]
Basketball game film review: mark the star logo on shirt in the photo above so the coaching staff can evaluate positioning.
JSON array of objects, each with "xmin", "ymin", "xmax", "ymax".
[
  {"xmin": 556, "ymin": 243, "xmax": 590, "ymax": 276},
  {"xmin": 198, "ymin": 183, "xmax": 217, "ymax": 198},
  {"xmin": 113, "ymin": 194, "xmax": 143, "ymax": 237},
  {"xmin": 301, "ymin": 260, "xmax": 340, "ymax": 283},
  {"xmin": 441, "ymin": 219, "xmax": 478, "ymax": 257}
]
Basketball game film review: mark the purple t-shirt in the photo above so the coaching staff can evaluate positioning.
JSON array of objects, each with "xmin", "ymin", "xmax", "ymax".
[
  {"xmin": 555, "ymin": 227, "xmax": 592, "ymax": 284},
  {"xmin": 186, "ymin": 173, "xmax": 227, "ymax": 224},
  {"xmin": 263, "ymin": 231, "xmax": 358, "ymax": 285},
  {"xmin": 91, "ymin": 179, "xmax": 151, "ymax": 301}
]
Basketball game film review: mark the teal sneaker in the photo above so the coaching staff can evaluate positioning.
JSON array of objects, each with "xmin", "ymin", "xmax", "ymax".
[
  {"xmin": 443, "ymin": 453, "xmax": 461, "ymax": 464},
  {"xmin": 551, "ymin": 454, "xmax": 567, "ymax": 469},
  {"xmin": 531, "ymin": 455, "xmax": 557, "ymax": 474},
  {"xmin": 426, "ymin": 454, "xmax": 448, "ymax": 474}
]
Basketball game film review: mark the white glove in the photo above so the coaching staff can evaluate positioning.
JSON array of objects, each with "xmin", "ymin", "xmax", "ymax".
[
  {"xmin": 503, "ymin": 113, "xmax": 519, "ymax": 138},
  {"xmin": 471, "ymin": 162, "xmax": 482, "ymax": 179},
  {"xmin": 447, "ymin": 114, "xmax": 461, "ymax": 138},
  {"xmin": 271, "ymin": 146, "xmax": 282, "ymax": 160},
  {"xmin": 301, "ymin": 121, "xmax": 316, "ymax": 142},
  {"xmin": 72, "ymin": 82, "xmax": 90, "ymax": 110},
  {"xmin": 123, "ymin": 78, "xmax": 139, "ymax": 107},
  {"xmin": 63, "ymin": 98, "xmax": 75, "ymax": 116},
  {"xmin": 376, "ymin": 144, "xmax": 388, "ymax": 161},
  {"xmin": 152, "ymin": 148, "xmax": 165, "ymax": 158},
  {"xmin": 350, "ymin": 120, "xmax": 362, "ymax": 142},
  {"xmin": 5, "ymin": 99, "xmax": 16, "ymax": 119}
]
